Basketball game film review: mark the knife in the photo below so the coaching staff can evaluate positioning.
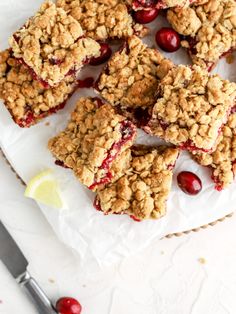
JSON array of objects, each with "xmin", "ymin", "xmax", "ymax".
[{"xmin": 0, "ymin": 221, "xmax": 57, "ymax": 314}]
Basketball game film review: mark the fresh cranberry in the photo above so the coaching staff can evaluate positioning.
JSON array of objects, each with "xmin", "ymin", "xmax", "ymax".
[
  {"xmin": 134, "ymin": 0, "xmax": 158, "ymax": 8},
  {"xmin": 177, "ymin": 171, "xmax": 202, "ymax": 195},
  {"xmin": 155, "ymin": 27, "xmax": 180, "ymax": 52},
  {"xmin": 56, "ymin": 297, "xmax": 82, "ymax": 314},
  {"xmin": 133, "ymin": 8, "xmax": 159, "ymax": 24},
  {"xmin": 89, "ymin": 43, "xmax": 112, "ymax": 66}
]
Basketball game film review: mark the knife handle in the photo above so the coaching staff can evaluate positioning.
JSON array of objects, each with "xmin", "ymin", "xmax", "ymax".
[{"xmin": 18, "ymin": 271, "xmax": 57, "ymax": 314}]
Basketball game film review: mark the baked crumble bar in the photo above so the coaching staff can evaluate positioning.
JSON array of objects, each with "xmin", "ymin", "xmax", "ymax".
[
  {"xmin": 94, "ymin": 145, "xmax": 179, "ymax": 221},
  {"xmin": 126, "ymin": 0, "xmax": 196, "ymax": 10},
  {"xmin": 193, "ymin": 112, "xmax": 236, "ymax": 190},
  {"xmin": 167, "ymin": 0, "xmax": 236, "ymax": 70},
  {"xmin": 96, "ymin": 36, "xmax": 173, "ymax": 125},
  {"xmin": 145, "ymin": 65, "xmax": 236, "ymax": 152},
  {"xmin": 48, "ymin": 97, "xmax": 137, "ymax": 190},
  {"xmin": 56, "ymin": 0, "xmax": 148, "ymax": 41},
  {"xmin": 9, "ymin": 1, "xmax": 100, "ymax": 87},
  {"xmin": 0, "ymin": 49, "xmax": 77, "ymax": 127}
]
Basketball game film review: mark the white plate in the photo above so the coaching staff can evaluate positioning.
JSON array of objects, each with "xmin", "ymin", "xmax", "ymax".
[{"xmin": 0, "ymin": 0, "xmax": 236, "ymax": 267}]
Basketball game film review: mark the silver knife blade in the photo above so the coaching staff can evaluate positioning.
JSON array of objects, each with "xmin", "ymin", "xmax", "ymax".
[{"xmin": 0, "ymin": 221, "xmax": 28, "ymax": 279}]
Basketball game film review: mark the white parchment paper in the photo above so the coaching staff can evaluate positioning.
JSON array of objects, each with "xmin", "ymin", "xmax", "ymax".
[{"xmin": 0, "ymin": 0, "xmax": 236, "ymax": 266}]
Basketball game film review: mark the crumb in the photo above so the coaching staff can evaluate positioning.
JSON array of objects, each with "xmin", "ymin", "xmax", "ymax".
[
  {"xmin": 45, "ymin": 122, "xmax": 50, "ymax": 126},
  {"xmin": 198, "ymin": 257, "xmax": 206, "ymax": 264},
  {"xmin": 160, "ymin": 251, "xmax": 165, "ymax": 255},
  {"xmin": 82, "ymin": 284, "xmax": 86, "ymax": 288},
  {"xmin": 48, "ymin": 278, "xmax": 55, "ymax": 283}
]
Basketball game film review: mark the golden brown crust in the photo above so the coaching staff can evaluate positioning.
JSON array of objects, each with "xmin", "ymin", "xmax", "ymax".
[
  {"xmin": 145, "ymin": 65, "xmax": 236, "ymax": 152},
  {"xmin": 48, "ymin": 97, "xmax": 137, "ymax": 190},
  {"xmin": 9, "ymin": 1, "xmax": 100, "ymax": 86},
  {"xmin": 167, "ymin": 0, "xmax": 236, "ymax": 68},
  {"xmin": 96, "ymin": 145, "xmax": 179, "ymax": 221},
  {"xmin": 56, "ymin": 0, "xmax": 148, "ymax": 40},
  {"xmin": 0, "ymin": 49, "xmax": 76, "ymax": 127},
  {"xmin": 96, "ymin": 36, "xmax": 173, "ymax": 122},
  {"xmin": 193, "ymin": 112, "xmax": 236, "ymax": 190}
]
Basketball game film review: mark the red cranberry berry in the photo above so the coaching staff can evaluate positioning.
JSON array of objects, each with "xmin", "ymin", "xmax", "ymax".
[
  {"xmin": 155, "ymin": 27, "xmax": 181, "ymax": 52},
  {"xmin": 177, "ymin": 171, "xmax": 202, "ymax": 195},
  {"xmin": 135, "ymin": 0, "xmax": 158, "ymax": 8},
  {"xmin": 56, "ymin": 297, "xmax": 82, "ymax": 314},
  {"xmin": 133, "ymin": 8, "xmax": 159, "ymax": 24},
  {"xmin": 89, "ymin": 43, "xmax": 112, "ymax": 66}
]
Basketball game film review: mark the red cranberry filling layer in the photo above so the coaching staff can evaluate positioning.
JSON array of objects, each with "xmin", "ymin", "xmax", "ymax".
[
  {"xmin": 210, "ymin": 160, "xmax": 236, "ymax": 191},
  {"xmin": 89, "ymin": 43, "xmax": 112, "ymax": 66},
  {"xmin": 16, "ymin": 94, "xmax": 73, "ymax": 128},
  {"xmin": 179, "ymin": 141, "xmax": 213, "ymax": 153},
  {"xmin": 183, "ymin": 36, "xmax": 235, "ymax": 72},
  {"xmin": 55, "ymin": 160, "xmax": 70, "ymax": 168},
  {"xmin": 94, "ymin": 196, "xmax": 141, "ymax": 222},
  {"xmin": 89, "ymin": 120, "xmax": 136, "ymax": 190}
]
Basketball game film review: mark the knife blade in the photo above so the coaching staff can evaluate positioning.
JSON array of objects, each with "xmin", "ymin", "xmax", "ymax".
[
  {"xmin": 0, "ymin": 221, "xmax": 57, "ymax": 314},
  {"xmin": 0, "ymin": 221, "xmax": 28, "ymax": 278}
]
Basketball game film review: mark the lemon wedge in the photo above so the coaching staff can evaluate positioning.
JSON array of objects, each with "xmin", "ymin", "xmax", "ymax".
[{"xmin": 25, "ymin": 170, "xmax": 67, "ymax": 209}]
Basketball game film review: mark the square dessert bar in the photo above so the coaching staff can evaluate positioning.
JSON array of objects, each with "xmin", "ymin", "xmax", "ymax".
[
  {"xmin": 193, "ymin": 112, "xmax": 236, "ymax": 191},
  {"xmin": 56, "ymin": 0, "xmax": 148, "ymax": 41},
  {"xmin": 126, "ymin": 0, "xmax": 195, "ymax": 10},
  {"xmin": 9, "ymin": 1, "xmax": 100, "ymax": 87},
  {"xmin": 48, "ymin": 97, "xmax": 137, "ymax": 190},
  {"xmin": 94, "ymin": 145, "xmax": 179, "ymax": 221},
  {"xmin": 96, "ymin": 36, "xmax": 173, "ymax": 125},
  {"xmin": 167, "ymin": 0, "xmax": 236, "ymax": 70},
  {"xmin": 0, "ymin": 49, "xmax": 77, "ymax": 128},
  {"xmin": 145, "ymin": 65, "xmax": 236, "ymax": 152}
]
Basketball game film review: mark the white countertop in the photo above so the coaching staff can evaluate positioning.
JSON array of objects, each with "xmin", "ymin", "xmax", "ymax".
[{"xmin": 1, "ymin": 153, "xmax": 236, "ymax": 314}]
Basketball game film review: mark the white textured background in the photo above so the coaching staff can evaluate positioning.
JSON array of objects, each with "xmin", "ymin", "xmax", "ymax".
[
  {"xmin": 1, "ymin": 0, "xmax": 236, "ymax": 312},
  {"xmin": 1, "ymin": 153, "xmax": 236, "ymax": 314}
]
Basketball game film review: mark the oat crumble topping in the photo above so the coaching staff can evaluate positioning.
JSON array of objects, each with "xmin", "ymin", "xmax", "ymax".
[
  {"xmin": 0, "ymin": 49, "xmax": 76, "ymax": 127},
  {"xmin": 9, "ymin": 1, "xmax": 100, "ymax": 86},
  {"xmin": 95, "ymin": 145, "xmax": 179, "ymax": 220},
  {"xmin": 167, "ymin": 0, "xmax": 236, "ymax": 69},
  {"xmin": 48, "ymin": 97, "xmax": 137, "ymax": 190},
  {"xmin": 96, "ymin": 35, "xmax": 173, "ymax": 124},
  {"xmin": 193, "ymin": 112, "xmax": 236, "ymax": 190},
  {"xmin": 145, "ymin": 65, "xmax": 236, "ymax": 152},
  {"xmin": 56, "ymin": 0, "xmax": 148, "ymax": 40}
]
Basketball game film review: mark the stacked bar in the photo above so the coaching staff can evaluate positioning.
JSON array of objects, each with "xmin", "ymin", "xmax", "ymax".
[{"xmin": 167, "ymin": 0, "xmax": 236, "ymax": 70}]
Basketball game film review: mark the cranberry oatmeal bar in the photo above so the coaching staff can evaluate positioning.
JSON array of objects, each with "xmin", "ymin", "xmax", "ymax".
[
  {"xmin": 192, "ymin": 112, "xmax": 236, "ymax": 191},
  {"xmin": 56, "ymin": 0, "xmax": 148, "ymax": 41},
  {"xmin": 9, "ymin": 1, "xmax": 100, "ymax": 87},
  {"xmin": 48, "ymin": 97, "xmax": 137, "ymax": 190},
  {"xmin": 94, "ymin": 145, "xmax": 179, "ymax": 221},
  {"xmin": 0, "ymin": 49, "xmax": 77, "ymax": 128},
  {"xmin": 126, "ymin": 0, "xmax": 196, "ymax": 10},
  {"xmin": 167, "ymin": 0, "xmax": 236, "ymax": 70},
  {"xmin": 145, "ymin": 65, "xmax": 236, "ymax": 152},
  {"xmin": 96, "ymin": 35, "xmax": 173, "ymax": 125}
]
